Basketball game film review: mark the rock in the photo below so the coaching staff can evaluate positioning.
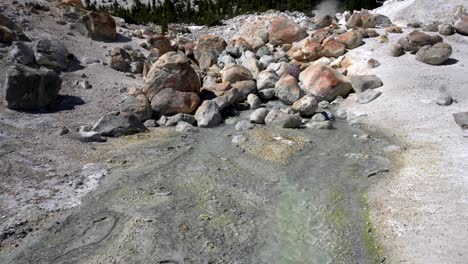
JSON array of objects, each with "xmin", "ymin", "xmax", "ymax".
[
  {"xmin": 454, "ymin": 14, "xmax": 468, "ymax": 35},
  {"xmin": 292, "ymin": 95, "xmax": 318, "ymax": 116},
  {"xmin": 256, "ymin": 46, "xmax": 272, "ymax": 57},
  {"xmin": 212, "ymin": 88, "xmax": 239, "ymax": 109},
  {"xmin": 82, "ymin": 56, "xmax": 100, "ymax": 64},
  {"xmin": 299, "ymin": 64, "xmax": 353, "ymax": 101},
  {"xmin": 385, "ymin": 26, "xmax": 402, "ymax": 33},
  {"xmin": 275, "ymin": 74, "xmax": 304, "ymax": 105},
  {"xmin": 258, "ymin": 88, "xmax": 276, "ymax": 100},
  {"xmin": 57, "ymin": 126, "xmax": 70, "ymax": 136},
  {"xmin": 398, "ymin": 30, "xmax": 443, "ymax": 52},
  {"xmin": 143, "ymin": 119, "xmax": 158, "ymax": 127},
  {"xmin": 306, "ymin": 121, "xmax": 333, "ymax": 129},
  {"xmin": 264, "ymin": 108, "xmax": 302, "ymax": 128},
  {"xmin": 335, "ymin": 109, "xmax": 347, "ymax": 120},
  {"xmin": 257, "ymin": 69, "xmax": 279, "ymax": 91},
  {"xmin": 250, "ymin": 108, "xmax": 269, "ymax": 124},
  {"xmin": 8, "ymin": 42, "xmax": 34, "ymax": 65},
  {"xmin": 237, "ymin": 20, "xmax": 269, "ymax": 50},
  {"xmin": 91, "ymin": 112, "xmax": 148, "ymax": 137},
  {"xmin": 267, "ymin": 62, "xmax": 301, "ymax": 79},
  {"xmin": 130, "ymin": 61, "xmax": 144, "ymax": 74},
  {"xmin": 78, "ymin": 80, "xmax": 92, "ymax": 89},
  {"xmin": 226, "ymin": 46, "xmax": 240, "ymax": 57},
  {"xmin": 302, "ymin": 40, "xmax": 322, "ymax": 61},
  {"xmin": 194, "ymin": 100, "xmax": 222, "ymax": 127},
  {"xmin": 422, "ymin": 22, "xmax": 441, "ymax": 32},
  {"xmin": 356, "ymin": 89, "xmax": 382, "ymax": 104},
  {"xmin": 247, "ymin": 94, "xmax": 261, "ymax": 109},
  {"xmin": 3, "ymin": 65, "xmax": 61, "ymax": 110},
  {"xmin": 435, "ymin": 93, "xmax": 453, "ymax": 106},
  {"xmin": 314, "ymin": 15, "xmax": 333, "ymax": 29},
  {"xmin": 120, "ymin": 94, "xmax": 153, "ymax": 121},
  {"xmin": 221, "ymin": 64, "xmax": 253, "ymax": 84},
  {"xmin": 453, "ymin": 112, "xmax": 468, "ymax": 130},
  {"xmin": 269, "ymin": 16, "xmax": 307, "ymax": 46},
  {"xmin": 109, "ymin": 47, "xmax": 131, "ymax": 72},
  {"xmin": 345, "ymin": 11, "xmax": 390, "ymax": 29},
  {"xmin": 73, "ymin": 131, "xmax": 107, "ymax": 143},
  {"xmin": 241, "ymin": 58, "xmax": 262, "ymax": 79},
  {"xmin": 0, "ymin": 26, "xmax": 16, "ymax": 44},
  {"xmin": 259, "ymin": 54, "xmax": 275, "ymax": 69},
  {"xmin": 218, "ymin": 54, "xmax": 236, "ymax": 68},
  {"xmin": 165, "ymin": 113, "xmax": 197, "ymax": 126},
  {"xmin": 232, "ymin": 135, "xmax": 248, "ymax": 145},
  {"xmin": 175, "ymin": 121, "xmax": 198, "ymax": 133},
  {"xmin": 389, "ymin": 43, "xmax": 404, "ymax": 57},
  {"xmin": 150, "ymin": 88, "xmax": 200, "ymax": 115},
  {"xmin": 144, "ymin": 52, "xmax": 201, "ymax": 101},
  {"xmin": 235, "ymin": 120, "xmax": 255, "ymax": 131},
  {"xmin": 438, "ymin": 24, "xmax": 455, "ymax": 36},
  {"xmin": 336, "ymin": 31, "xmax": 363, "ymax": 49},
  {"xmin": 80, "ymin": 12, "xmax": 117, "ymax": 41},
  {"xmin": 349, "ymin": 75, "xmax": 383, "ymax": 93},
  {"xmin": 147, "ymin": 34, "xmax": 173, "ymax": 56},
  {"xmin": 34, "ymin": 39, "xmax": 69, "ymax": 71},
  {"xmin": 194, "ymin": 35, "xmax": 227, "ymax": 70},
  {"xmin": 232, "ymin": 80, "xmax": 256, "ymax": 102},
  {"xmin": 416, "ymin": 42, "xmax": 452, "ymax": 65},
  {"xmin": 367, "ymin": 58, "xmax": 380, "ymax": 68},
  {"xmin": 310, "ymin": 27, "xmax": 331, "ymax": 43},
  {"xmin": 322, "ymin": 39, "xmax": 346, "ymax": 58}
]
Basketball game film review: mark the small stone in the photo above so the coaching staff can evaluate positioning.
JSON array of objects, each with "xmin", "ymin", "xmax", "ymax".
[
  {"xmin": 250, "ymin": 108, "xmax": 269, "ymax": 124},
  {"xmin": 311, "ymin": 112, "xmax": 327, "ymax": 122},
  {"xmin": 247, "ymin": 94, "xmax": 261, "ymax": 109},
  {"xmin": 79, "ymin": 80, "xmax": 92, "ymax": 89},
  {"xmin": 232, "ymin": 135, "xmax": 248, "ymax": 146},
  {"xmin": 367, "ymin": 58, "xmax": 380, "ymax": 68},
  {"xmin": 306, "ymin": 121, "xmax": 333, "ymax": 129},
  {"xmin": 389, "ymin": 44, "xmax": 404, "ymax": 57},
  {"xmin": 235, "ymin": 120, "xmax": 255, "ymax": 131},
  {"xmin": 57, "ymin": 126, "xmax": 70, "ymax": 135},
  {"xmin": 435, "ymin": 94, "xmax": 453, "ymax": 106},
  {"xmin": 356, "ymin": 90, "xmax": 382, "ymax": 104},
  {"xmin": 175, "ymin": 121, "xmax": 198, "ymax": 133},
  {"xmin": 143, "ymin": 119, "xmax": 158, "ymax": 127}
]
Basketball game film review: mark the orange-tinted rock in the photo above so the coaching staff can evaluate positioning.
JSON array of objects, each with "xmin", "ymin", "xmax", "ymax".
[
  {"xmin": 310, "ymin": 27, "xmax": 331, "ymax": 43},
  {"xmin": 302, "ymin": 40, "xmax": 323, "ymax": 61},
  {"xmin": 269, "ymin": 16, "xmax": 307, "ymax": 45},
  {"xmin": 148, "ymin": 34, "xmax": 173, "ymax": 55},
  {"xmin": 81, "ymin": 12, "xmax": 116, "ymax": 41},
  {"xmin": 221, "ymin": 64, "xmax": 253, "ymax": 84},
  {"xmin": 299, "ymin": 64, "xmax": 353, "ymax": 101},
  {"xmin": 322, "ymin": 39, "xmax": 346, "ymax": 58},
  {"xmin": 336, "ymin": 31, "xmax": 363, "ymax": 49},
  {"xmin": 150, "ymin": 88, "xmax": 200, "ymax": 115}
]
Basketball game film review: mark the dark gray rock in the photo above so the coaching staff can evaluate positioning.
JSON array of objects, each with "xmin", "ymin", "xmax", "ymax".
[
  {"xmin": 9, "ymin": 42, "xmax": 34, "ymax": 65},
  {"xmin": 34, "ymin": 39, "xmax": 69, "ymax": 71},
  {"xmin": 349, "ymin": 75, "xmax": 383, "ymax": 93},
  {"xmin": 91, "ymin": 112, "xmax": 148, "ymax": 137},
  {"xmin": 3, "ymin": 65, "xmax": 61, "ymax": 110}
]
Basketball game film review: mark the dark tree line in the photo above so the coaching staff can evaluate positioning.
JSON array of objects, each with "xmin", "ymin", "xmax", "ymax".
[{"xmin": 86, "ymin": 0, "xmax": 381, "ymax": 30}]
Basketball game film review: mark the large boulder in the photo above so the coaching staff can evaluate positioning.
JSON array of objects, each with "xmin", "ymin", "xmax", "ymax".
[
  {"xmin": 302, "ymin": 40, "xmax": 323, "ymax": 61},
  {"xmin": 194, "ymin": 100, "xmax": 222, "ymax": 127},
  {"xmin": 322, "ymin": 39, "xmax": 346, "ymax": 58},
  {"xmin": 299, "ymin": 64, "xmax": 353, "ymax": 101},
  {"xmin": 454, "ymin": 14, "xmax": 468, "ymax": 35},
  {"xmin": 236, "ymin": 19, "xmax": 269, "ymax": 50},
  {"xmin": 416, "ymin": 42, "xmax": 452, "ymax": 65},
  {"xmin": 264, "ymin": 108, "xmax": 302, "ymax": 128},
  {"xmin": 194, "ymin": 34, "xmax": 227, "ymax": 70},
  {"xmin": 120, "ymin": 94, "xmax": 153, "ymax": 122},
  {"xmin": 275, "ymin": 74, "xmax": 304, "ymax": 105},
  {"xmin": 269, "ymin": 16, "xmax": 307, "ymax": 46},
  {"xmin": 91, "ymin": 112, "xmax": 148, "ymax": 137},
  {"xmin": 80, "ymin": 12, "xmax": 117, "ymax": 42},
  {"xmin": 336, "ymin": 31, "xmax": 363, "ymax": 49},
  {"xmin": 397, "ymin": 30, "xmax": 443, "ymax": 52},
  {"xmin": 346, "ymin": 11, "xmax": 391, "ymax": 29},
  {"xmin": 150, "ymin": 88, "xmax": 200, "ymax": 115},
  {"xmin": 34, "ymin": 39, "xmax": 69, "ymax": 71},
  {"xmin": 147, "ymin": 35, "xmax": 173, "ymax": 55},
  {"xmin": 221, "ymin": 64, "xmax": 253, "ymax": 84},
  {"xmin": 144, "ymin": 52, "xmax": 201, "ymax": 101},
  {"xmin": 3, "ymin": 65, "xmax": 61, "ymax": 110}
]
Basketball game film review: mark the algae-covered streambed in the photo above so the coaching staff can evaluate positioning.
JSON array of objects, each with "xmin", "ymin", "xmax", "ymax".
[{"xmin": 1, "ymin": 122, "xmax": 393, "ymax": 264}]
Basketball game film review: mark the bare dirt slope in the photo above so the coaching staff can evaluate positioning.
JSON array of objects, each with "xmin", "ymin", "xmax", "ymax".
[{"xmin": 341, "ymin": 28, "xmax": 468, "ymax": 263}]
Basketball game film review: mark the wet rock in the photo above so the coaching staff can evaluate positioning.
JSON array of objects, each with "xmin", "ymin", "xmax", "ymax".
[
  {"xmin": 389, "ymin": 43, "xmax": 404, "ymax": 57},
  {"xmin": 336, "ymin": 31, "xmax": 363, "ymax": 49},
  {"xmin": 247, "ymin": 94, "xmax": 261, "ymax": 109},
  {"xmin": 264, "ymin": 108, "xmax": 302, "ymax": 128},
  {"xmin": 269, "ymin": 16, "xmax": 307, "ymax": 46},
  {"xmin": 356, "ymin": 89, "xmax": 382, "ymax": 104},
  {"xmin": 398, "ymin": 30, "xmax": 443, "ymax": 52},
  {"xmin": 221, "ymin": 64, "xmax": 253, "ymax": 84},
  {"xmin": 80, "ymin": 12, "xmax": 117, "ymax": 41},
  {"xmin": 175, "ymin": 121, "xmax": 198, "ymax": 133},
  {"xmin": 165, "ymin": 113, "xmax": 197, "ymax": 126},
  {"xmin": 416, "ymin": 42, "xmax": 452, "ymax": 65},
  {"xmin": 292, "ymin": 95, "xmax": 318, "ymax": 116},
  {"xmin": 454, "ymin": 14, "xmax": 468, "ymax": 35},
  {"xmin": 250, "ymin": 108, "xmax": 269, "ymax": 124},
  {"xmin": 8, "ymin": 42, "xmax": 34, "ymax": 65},
  {"xmin": 120, "ymin": 94, "xmax": 153, "ymax": 122},
  {"xmin": 257, "ymin": 69, "xmax": 279, "ymax": 91},
  {"xmin": 311, "ymin": 112, "xmax": 327, "ymax": 122},
  {"xmin": 235, "ymin": 120, "xmax": 255, "ymax": 131},
  {"xmin": 349, "ymin": 75, "xmax": 383, "ymax": 93},
  {"xmin": 150, "ymin": 88, "xmax": 200, "ymax": 115},
  {"xmin": 195, "ymin": 100, "xmax": 222, "ymax": 127},
  {"xmin": 438, "ymin": 24, "xmax": 455, "ymax": 36},
  {"xmin": 34, "ymin": 39, "xmax": 69, "ymax": 71},
  {"xmin": 3, "ymin": 65, "xmax": 61, "ymax": 110},
  {"xmin": 147, "ymin": 35, "xmax": 173, "ymax": 56},
  {"xmin": 322, "ymin": 39, "xmax": 346, "ymax": 58},
  {"xmin": 144, "ymin": 52, "xmax": 201, "ymax": 101},
  {"xmin": 275, "ymin": 74, "xmax": 304, "ymax": 105},
  {"xmin": 91, "ymin": 112, "xmax": 148, "ymax": 137},
  {"xmin": 299, "ymin": 64, "xmax": 353, "ymax": 101}
]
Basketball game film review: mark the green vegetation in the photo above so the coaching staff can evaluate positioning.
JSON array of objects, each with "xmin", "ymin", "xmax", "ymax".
[{"xmin": 86, "ymin": 0, "xmax": 381, "ymax": 27}]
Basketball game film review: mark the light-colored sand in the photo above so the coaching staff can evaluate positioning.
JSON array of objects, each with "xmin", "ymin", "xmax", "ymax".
[{"xmin": 341, "ymin": 28, "xmax": 468, "ymax": 263}]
